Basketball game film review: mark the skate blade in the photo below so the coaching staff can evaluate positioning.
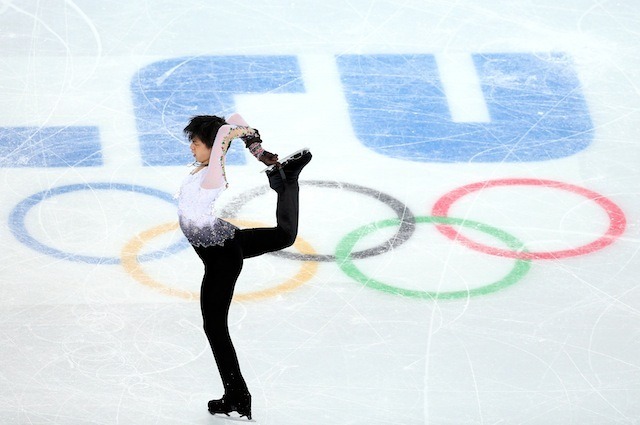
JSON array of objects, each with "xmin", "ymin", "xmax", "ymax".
[
  {"xmin": 212, "ymin": 413, "xmax": 256, "ymax": 422},
  {"xmin": 260, "ymin": 147, "xmax": 310, "ymax": 173}
]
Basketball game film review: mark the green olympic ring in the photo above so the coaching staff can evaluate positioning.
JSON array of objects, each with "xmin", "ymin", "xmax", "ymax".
[{"xmin": 335, "ymin": 216, "xmax": 532, "ymax": 300}]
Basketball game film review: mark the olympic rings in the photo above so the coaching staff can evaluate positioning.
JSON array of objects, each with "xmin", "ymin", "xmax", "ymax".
[
  {"xmin": 8, "ymin": 177, "xmax": 627, "ymax": 302},
  {"xmin": 335, "ymin": 216, "xmax": 532, "ymax": 299},
  {"xmin": 120, "ymin": 219, "xmax": 319, "ymax": 302},
  {"xmin": 219, "ymin": 180, "xmax": 417, "ymax": 262},
  {"xmin": 8, "ymin": 183, "xmax": 188, "ymax": 264},
  {"xmin": 431, "ymin": 178, "xmax": 627, "ymax": 260}
]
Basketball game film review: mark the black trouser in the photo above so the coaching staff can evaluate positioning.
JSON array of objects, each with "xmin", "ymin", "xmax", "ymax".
[{"xmin": 193, "ymin": 181, "xmax": 299, "ymax": 395}]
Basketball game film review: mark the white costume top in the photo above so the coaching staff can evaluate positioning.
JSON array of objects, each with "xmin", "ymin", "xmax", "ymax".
[
  {"xmin": 176, "ymin": 169, "xmax": 237, "ymax": 247},
  {"xmin": 176, "ymin": 116, "xmax": 257, "ymax": 248}
]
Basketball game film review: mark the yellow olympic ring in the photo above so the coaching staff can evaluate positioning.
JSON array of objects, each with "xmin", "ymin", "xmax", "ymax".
[{"xmin": 121, "ymin": 219, "xmax": 318, "ymax": 302}]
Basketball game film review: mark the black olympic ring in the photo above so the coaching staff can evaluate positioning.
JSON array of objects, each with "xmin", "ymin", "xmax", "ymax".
[{"xmin": 218, "ymin": 180, "xmax": 417, "ymax": 262}]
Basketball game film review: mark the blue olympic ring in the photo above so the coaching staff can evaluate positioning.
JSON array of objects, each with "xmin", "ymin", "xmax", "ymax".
[{"xmin": 9, "ymin": 182, "xmax": 189, "ymax": 264}]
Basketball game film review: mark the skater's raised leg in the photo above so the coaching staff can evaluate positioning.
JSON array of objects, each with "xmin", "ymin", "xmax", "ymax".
[{"xmin": 240, "ymin": 149, "xmax": 312, "ymax": 258}]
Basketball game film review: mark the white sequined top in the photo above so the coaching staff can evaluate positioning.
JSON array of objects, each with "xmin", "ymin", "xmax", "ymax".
[{"xmin": 176, "ymin": 168, "xmax": 237, "ymax": 247}]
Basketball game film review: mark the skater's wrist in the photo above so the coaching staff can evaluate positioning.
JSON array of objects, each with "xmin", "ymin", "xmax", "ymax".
[
  {"xmin": 240, "ymin": 128, "xmax": 261, "ymax": 146},
  {"xmin": 247, "ymin": 142, "xmax": 265, "ymax": 160}
]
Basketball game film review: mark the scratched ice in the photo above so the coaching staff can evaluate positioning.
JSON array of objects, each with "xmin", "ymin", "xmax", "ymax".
[{"xmin": 1, "ymin": 1, "xmax": 639, "ymax": 424}]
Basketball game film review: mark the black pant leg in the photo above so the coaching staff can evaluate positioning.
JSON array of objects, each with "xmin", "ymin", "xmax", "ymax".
[
  {"xmin": 240, "ymin": 181, "xmax": 300, "ymax": 259},
  {"xmin": 194, "ymin": 240, "xmax": 248, "ymax": 393}
]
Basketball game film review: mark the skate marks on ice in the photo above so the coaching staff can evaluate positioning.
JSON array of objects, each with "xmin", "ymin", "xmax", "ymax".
[{"xmin": 1, "ymin": 0, "xmax": 639, "ymax": 423}]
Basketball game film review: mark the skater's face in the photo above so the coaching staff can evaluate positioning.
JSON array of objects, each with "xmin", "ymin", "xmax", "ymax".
[{"xmin": 190, "ymin": 136, "xmax": 212, "ymax": 164}]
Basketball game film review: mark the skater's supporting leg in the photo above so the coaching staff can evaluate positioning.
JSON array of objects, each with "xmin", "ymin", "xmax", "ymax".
[{"xmin": 194, "ymin": 241, "xmax": 249, "ymax": 394}]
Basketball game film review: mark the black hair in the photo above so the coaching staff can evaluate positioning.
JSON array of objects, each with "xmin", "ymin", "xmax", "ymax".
[{"xmin": 183, "ymin": 115, "xmax": 227, "ymax": 148}]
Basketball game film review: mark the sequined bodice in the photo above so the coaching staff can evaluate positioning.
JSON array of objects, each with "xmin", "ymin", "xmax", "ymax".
[{"xmin": 176, "ymin": 169, "xmax": 237, "ymax": 247}]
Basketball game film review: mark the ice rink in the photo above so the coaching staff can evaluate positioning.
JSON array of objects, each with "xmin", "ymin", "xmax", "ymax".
[{"xmin": 1, "ymin": 1, "xmax": 639, "ymax": 424}]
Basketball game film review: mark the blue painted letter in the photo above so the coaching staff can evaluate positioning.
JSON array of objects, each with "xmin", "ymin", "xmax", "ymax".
[
  {"xmin": 0, "ymin": 126, "xmax": 102, "ymax": 167},
  {"xmin": 337, "ymin": 53, "xmax": 593, "ymax": 162},
  {"xmin": 131, "ymin": 56, "xmax": 305, "ymax": 166}
]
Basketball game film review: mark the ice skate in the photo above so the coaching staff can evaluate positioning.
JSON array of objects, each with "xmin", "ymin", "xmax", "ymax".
[
  {"xmin": 264, "ymin": 148, "xmax": 312, "ymax": 192},
  {"xmin": 261, "ymin": 147, "xmax": 311, "ymax": 174},
  {"xmin": 208, "ymin": 391, "xmax": 252, "ymax": 420}
]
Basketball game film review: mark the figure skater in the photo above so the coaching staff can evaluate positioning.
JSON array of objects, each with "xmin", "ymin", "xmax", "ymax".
[{"xmin": 175, "ymin": 113, "xmax": 311, "ymax": 420}]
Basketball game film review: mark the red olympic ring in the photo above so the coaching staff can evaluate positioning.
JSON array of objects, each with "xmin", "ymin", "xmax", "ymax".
[{"xmin": 431, "ymin": 178, "xmax": 627, "ymax": 260}]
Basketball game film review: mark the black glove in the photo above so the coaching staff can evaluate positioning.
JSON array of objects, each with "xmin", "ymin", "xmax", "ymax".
[{"xmin": 259, "ymin": 150, "xmax": 279, "ymax": 166}]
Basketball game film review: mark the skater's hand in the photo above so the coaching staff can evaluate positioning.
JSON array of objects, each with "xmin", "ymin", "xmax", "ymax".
[{"xmin": 259, "ymin": 151, "xmax": 279, "ymax": 166}]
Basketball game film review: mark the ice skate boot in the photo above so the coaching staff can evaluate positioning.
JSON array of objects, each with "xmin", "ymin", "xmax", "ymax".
[
  {"xmin": 262, "ymin": 148, "xmax": 311, "ymax": 175},
  {"xmin": 264, "ymin": 148, "xmax": 312, "ymax": 192},
  {"xmin": 208, "ymin": 390, "xmax": 252, "ymax": 420},
  {"xmin": 280, "ymin": 148, "xmax": 312, "ymax": 181}
]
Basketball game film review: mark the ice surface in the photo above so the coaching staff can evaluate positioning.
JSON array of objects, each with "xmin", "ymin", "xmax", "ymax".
[{"xmin": 1, "ymin": 1, "xmax": 639, "ymax": 424}]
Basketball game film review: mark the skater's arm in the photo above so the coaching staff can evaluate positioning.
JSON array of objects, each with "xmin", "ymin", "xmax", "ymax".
[
  {"xmin": 201, "ymin": 125, "xmax": 261, "ymax": 189},
  {"xmin": 227, "ymin": 113, "xmax": 279, "ymax": 166}
]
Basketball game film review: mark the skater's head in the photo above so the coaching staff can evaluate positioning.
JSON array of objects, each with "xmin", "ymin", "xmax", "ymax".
[{"xmin": 183, "ymin": 115, "xmax": 227, "ymax": 148}]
